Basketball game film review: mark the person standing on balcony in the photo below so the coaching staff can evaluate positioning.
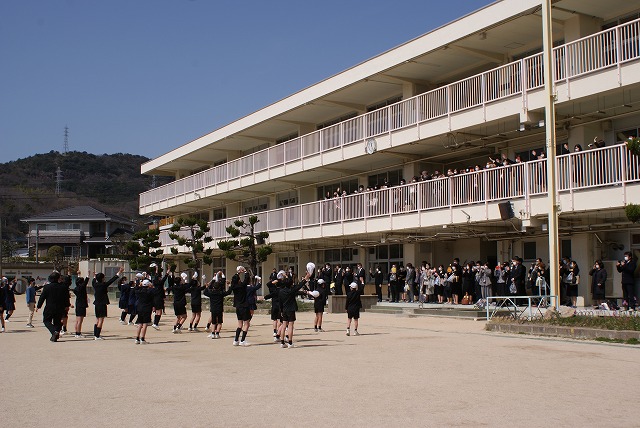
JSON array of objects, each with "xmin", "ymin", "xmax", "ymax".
[
  {"xmin": 617, "ymin": 252, "xmax": 637, "ymax": 311},
  {"xmin": 92, "ymin": 267, "xmax": 124, "ymax": 340}
]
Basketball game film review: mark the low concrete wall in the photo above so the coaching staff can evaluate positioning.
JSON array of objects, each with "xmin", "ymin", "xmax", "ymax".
[
  {"xmin": 486, "ymin": 322, "xmax": 640, "ymax": 341},
  {"xmin": 328, "ymin": 295, "xmax": 379, "ymax": 314}
]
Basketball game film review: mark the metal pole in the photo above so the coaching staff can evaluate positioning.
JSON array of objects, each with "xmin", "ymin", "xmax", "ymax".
[{"xmin": 542, "ymin": 0, "xmax": 560, "ymax": 309}]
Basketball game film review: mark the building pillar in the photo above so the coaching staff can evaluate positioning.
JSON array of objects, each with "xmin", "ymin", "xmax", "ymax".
[{"xmin": 563, "ymin": 14, "xmax": 602, "ymax": 43}]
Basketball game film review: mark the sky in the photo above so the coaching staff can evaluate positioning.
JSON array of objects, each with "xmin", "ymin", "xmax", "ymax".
[{"xmin": 0, "ymin": 0, "xmax": 493, "ymax": 163}]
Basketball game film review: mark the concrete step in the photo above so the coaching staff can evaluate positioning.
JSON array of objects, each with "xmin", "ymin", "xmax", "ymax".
[{"xmin": 367, "ymin": 302, "xmax": 488, "ymax": 320}]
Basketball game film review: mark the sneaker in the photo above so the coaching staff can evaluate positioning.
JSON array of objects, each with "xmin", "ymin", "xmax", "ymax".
[
  {"xmin": 232, "ymin": 340, "xmax": 239, "ymax": 346},
  {"xmin": 273, "ymin": 337, "xmax": 280, "ymax": 343},
  {"xmin": 240, "ymin": 341, "xmax": 250, "ymax": 347},
  {"xmin": 152, "ymin": 324, "xmax": 160, "ymax": 331},
  {"xmin": 346, "ymin": 330, "xmax": 350, "ymax": 336},
  {"xmin": 74, "ymin": 334, "xmax": 84, "ymax": 338},
  {"xmin": 1, "ymin": 327, "xmax": 4, "ymax": 332},
  {"xmin": 207, "ymin": 333, "xmax": 214, "ymax": 338},
  {"xmin": 318, "ymin": 328, "xmax": 324, "ymax": 332},
  {"xmin": 26, "ymin": 323, "xmax": 34, "ymax": 328},
  {"xmin": 140, "ymin": 339, "xmax": 147, "ymax": 345},
  {"xmin": 273, "ymin": 332, "xmax": 277, "ymax": 337},
  {"xmin": 135, "ymin": 339, "xmax": 141, "ymax": 344},
  {"xmin": 94, "ymin": 336, "xmax": 104, "ymax": 340},
  {"xmin": 354, "ymin": 330, "xmax": 360, "ymax": 336},
  {"xmin": 119, "ymin": 320, "xmax": 125, "ymax": 325},
  {"xmin": 59, "ymin": 330, "xmax": 66, "ymax": 336},
  {"xmin": 314, "ymin": 328, "xmax": 318, "ymax": 332},
  {"xmin": 280, "ymin": 343, "xmax": 287, "ymax": 348},
  {"xmin": 188, "ymin": 327, "xmax": 193, "ymax": 331},
  {"xmin": 287, "ymin": 343, "xmax": 296, "ymax": 348}
]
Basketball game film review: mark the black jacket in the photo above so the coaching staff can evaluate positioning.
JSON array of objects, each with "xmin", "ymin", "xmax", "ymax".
[
  {"xmin": 229, "ymin": 273, "xmax": 251, "ymax": 308},
  {"xmin": 168, "ymin": 278, "xmax": 190, "ymax": 306},
  {"xmin": 617, "ymin": 259, "xmax": 637, "ymax": 285},
  {"xmin": 92, "ymin": 275, "xmax": 120, "ymax": 306},
  {"xmin": 73, "ymin": 277, "xmax": 89, "ymax": 309},
  {"xmin": 278, "ymin": 279, "xmax": 308, "ymax": 313},
  {"xmin": 37, "ymin": 281, "xmax": 69, "ymax": 316},
  {"xmin": 345, "ymin": 288, "xmax": 362, "ymax": 311},
  {"xmin": 134, "ymin": 286, "xmax": 155, "ymax": 313},
  {"xmin": 203, "ymin": 284, "xmax": 233, "ymax": 313}
]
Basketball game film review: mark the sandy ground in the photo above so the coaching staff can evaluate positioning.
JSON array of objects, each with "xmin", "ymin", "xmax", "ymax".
[{"xmin": 1, "ymin": 304, "xmax": 638, "ymax": 428}]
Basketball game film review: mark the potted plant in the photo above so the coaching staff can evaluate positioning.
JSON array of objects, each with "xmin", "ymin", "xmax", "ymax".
[
  {"xmin": 625, "ymin": 203, "xmax": 640, "ymax": 223},
  {"xmin": 625, "ymin": 136, "xmax": 640, "ymax": 156}
]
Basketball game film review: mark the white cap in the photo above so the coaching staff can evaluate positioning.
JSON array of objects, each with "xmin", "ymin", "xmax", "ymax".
[
  {"xmin": 180, "ymin": 272, "xmax": 188, "ymax": 280},
  {"xmin": 310, "ymin": 290, "xmax": 320, "ymax": 298},
  {"xmin": 254, "ymin": 276, "xmax": 261, "ymax": 281},
  {"xmin": 317, "ymin": 279, "xmax": 325, "ymax": 284},
  {"xmin": 142, "ymin": 279, "xmax": 151, "ymax": 286},
  {"xmin": 192, "ymin": 272, "xmax": 198, "ymax": 280},
  {"xmin": 149, "ymin": 262, "xmax": 157, "ymax": 268},
  {"xmin": 135, "ymin": 273, "xmax": 144, "ymax": 278},
  {"xmin": 349, "ymin": 282, "xmax": 358, "ymax": 289},
  {"xmin": 306, "ymin": 262, "xmax": 315, "ymax": 275},
  {"xmin": 236, "ymin": 266, "xmax": 245, "ymax": 273},
  {"xmin": 277, "ymin": 270, "xmax": 286, "ymax": 280}
]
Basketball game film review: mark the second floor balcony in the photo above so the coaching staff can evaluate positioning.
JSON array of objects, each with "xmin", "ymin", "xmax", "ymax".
[{"xmin": 159, "ymin": 144, "xmax": 640, "ymax": 248}]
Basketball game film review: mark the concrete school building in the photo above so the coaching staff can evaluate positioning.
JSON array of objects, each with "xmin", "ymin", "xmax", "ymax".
[{"xmin": 140, "ymin": 0, "xmax": 640, "ymax": 306}]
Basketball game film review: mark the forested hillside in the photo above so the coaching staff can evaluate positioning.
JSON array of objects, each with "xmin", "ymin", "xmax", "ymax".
[{"xmin": 0, "ymin": 151, "xmax": 171, "ymax": 239}]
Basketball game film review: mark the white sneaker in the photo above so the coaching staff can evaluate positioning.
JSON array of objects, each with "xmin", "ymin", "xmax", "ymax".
[
  {"xmin": 233, "ymin": 340, "xmax": 239, "ymax": 346},
  {"xmin": 135, "ymin": 339, "xmax": 140, "ymax": 344},
  {"xmin": 59, "ymin": 331, "xmax": 66, "ymax": 336},
  {"xmin": 1, "ymin": 327, "xmax": 4, "ymax": 332},
  {"xmin": 354, "ymin": 331, "xmax": 360, "ymax": 336},
  {"xmin": 287, "ymin": 343, "xmax": 296, "ymax": 348},
  {"xmin": 26, "ymin": 323, "xmax": 34, "ymax": 328},
  {"xmin": 94, "ymin": 336, "xmax": 104, "ymax": 341},
  {"xmin": 240, "ymin": 341, "xmax": 250, "ymax": 347},
  {"xmin": 273, "ymin": 337, "xmax": 280, "ymax": 342},
  {"xmin": 74, "ymin": 334, "xmax": 84, "ymax": 338},
  {"xmin": 119, "ymin": 320, "xmax": 125, "ymax": 325},
  {"xmin": 273, "ymin": 332, "xmax": 277, "ymax": 337},
  {"xmin": 207, "ymin": 333, "xmax": 213, "ymax": 338},
  {"xmin": 152, "ymin": 324, "xmax": 160, "ymax": 331},
  {"xmin": 188, "ymin": 327, "xmax": 193, "ymax": 331},
  {"xmin": 140, "ymin": 339, "xmax": 147, "ymax": 345},
  {"xmin": 280, "ymin": 343, "xmax": 287, "ymax": 348},
  {"xmin": 346, "ymin": 330, "xmax": 350, "ymax": 336}
]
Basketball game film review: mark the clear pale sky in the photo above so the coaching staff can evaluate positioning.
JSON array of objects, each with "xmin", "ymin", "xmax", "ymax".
[{"xmin": 0, "ymin": 0, "xmax": 493, "ymax": 163}]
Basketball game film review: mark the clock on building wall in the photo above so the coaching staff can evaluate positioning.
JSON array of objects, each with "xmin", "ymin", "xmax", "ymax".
[{"xmin": 365, "ymin": 138, "xmax": 377, "ymax": 154}]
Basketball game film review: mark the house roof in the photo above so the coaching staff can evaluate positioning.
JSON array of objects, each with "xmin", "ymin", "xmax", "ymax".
[{"xmin": 21, "ymin": 206, "xmax": 136, "ymax": 227}]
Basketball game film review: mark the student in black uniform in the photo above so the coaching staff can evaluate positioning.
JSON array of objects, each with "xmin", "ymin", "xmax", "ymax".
[
  {"xmin": 36, "ymin": 272, "xmax": 69, "ymax": 342},
  {"xmin": 0, "ymin": 280, "xmax": 5, "ymax": 332},
  {"xmin": 151, "ymin": 264, "xmax": 168, "ymax": 330},
  {"xmin": 345, "ymin": 281, "xmax": 362, "ymax": 336},
  {"xmin": 188, "ymin": 273, "xmax": 205, "ymax": 331},
  {"xmin": 277, "ymin": 271, "xmax": 312, "ymax": 348},
  {"xmin": 203, "ymin": 271, "xmax": 231, "ymax": 339},
  {"xmin": 118, "ymin": 276, "xmax": 132, "ymax": 325},
  {"xmin": 228, "ymin": 266, "xmax": 261, "ymax": 346},
  {"xmin": 264, "ymin": 270, "xmax": 285, "ymax": 341},
  {"xmin": 72, "ymin": 271, "xmax": 90, "ymax": 338},
  {"xmin": 60, "ymin": 274, "xmax": 73, "ymax": 336},
  {"xmin": 92, "ymin": 267, "xmax": 124, "ymax": 340},
  {"xmin": 312, "ymin": 278, "xmax": 328, "ymax": 332},
  {"xmin": 134, "ymin": 279, "xmax": 155, "ymax": 344},
  {"xmin": 168, "ymin": 272, "xmax": 193, "ymax": 333}
]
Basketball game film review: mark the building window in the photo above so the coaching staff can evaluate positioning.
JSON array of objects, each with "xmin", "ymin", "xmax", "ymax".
[
  {"xmin": 277, "ymin": 254, "xmax": 297, "ymax": 273},
  {"xmin": 64, "ymin": 223, "xmax": 81, "ymax": 230},
  {"xmin": 277, "ymin": 191, "xmax": 298, "ymax": 208},
  {"xmin": 213, "ymin": 208, "xmax": 226, "ymax": 221},
  {"xmin": 323, "ymin": 248, "xmax": 357, "ymax": 264},
  {"xmin": 317, "ymin": 179, "xmax": 359, "ymax": 199},
  {"xmin": 36, "ymin": 223, "xmax": 57, "ymax": 231},
  {"xmin": 368, "ymin": 170, "xmax": 403, "ymax": 188},
  {"xmin": 242, "ymin": 198, "xmax": 269, "ymax": 214},
  {"xmin": 561, "ymin": 239, "xmax": 572, "ymax": 260},
  {"xmin": 523, "ymin": 242, "xmax": 537, "ymax": 261},
  {"xmin": 368, "ymin": 244, "xmax": 404, "ymax": 282}
]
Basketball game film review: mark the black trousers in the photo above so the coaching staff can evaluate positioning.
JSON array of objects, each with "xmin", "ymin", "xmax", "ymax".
[
  {"xmin": 43, "ymin": 312, "xmax": 63, "ymax": 335},
  {"xmin": 623, "ymin": 283, "xmax": 636, "ymax": 309},
  {"xmin": 390, "ymin": 283, "xmax": 399, "ymax": 302},
  {"xmin": 375, "ymin": 284, "xmax": 382, "ymax": 302}
]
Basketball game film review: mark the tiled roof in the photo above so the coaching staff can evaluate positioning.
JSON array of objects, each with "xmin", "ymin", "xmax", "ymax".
[{"xmin": 21, "ymin": 206, "xmax": 135, "ymax": 226}]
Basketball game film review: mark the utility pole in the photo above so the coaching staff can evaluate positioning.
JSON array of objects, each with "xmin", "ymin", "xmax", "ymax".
[
  {"xmin": 542, "ymin": 0, "xmax": 560, "ymax": 309},
  {"xmin": 64, "ymin": 126, "xmax": 69, "ymax": 154}
]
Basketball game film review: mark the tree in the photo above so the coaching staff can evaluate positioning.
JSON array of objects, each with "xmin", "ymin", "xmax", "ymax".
[
  {"xmin": 217, "ymin": 215, "xmax": 272, "ymax": 280},
  {"xmin": 126, "ymin": 228, "xmax": 164, "ymax": 271},
  {"xmin": 47, "ymin": 245, "xmax": 65, "ymax": 271},
  {"xmin": 168, "ymin": 217, "xmax": 214, "ymax": 271}
]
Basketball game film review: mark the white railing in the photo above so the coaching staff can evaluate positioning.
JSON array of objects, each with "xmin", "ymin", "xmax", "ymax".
[
  {"xmin": 157, "ymin": 144, "xmax": 639, "ymax": 246},
  {"xmin": 142, "ymin": 18, "xmax": 640, "ymax": 211}
]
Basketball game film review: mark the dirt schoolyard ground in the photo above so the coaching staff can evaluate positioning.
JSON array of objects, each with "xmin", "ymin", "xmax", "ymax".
[{"xmin": 2, "ymin": 305, "xmax": 638, "ymax": 427}]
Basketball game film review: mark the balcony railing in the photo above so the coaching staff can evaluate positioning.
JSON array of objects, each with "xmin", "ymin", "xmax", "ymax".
[
  {"xmin": 142, "ymin": 18, "xmax": 640, "ymax": 211},
  {"xmin": 159, "ymin": 144, "xmax": 639, "ymax": 246}
]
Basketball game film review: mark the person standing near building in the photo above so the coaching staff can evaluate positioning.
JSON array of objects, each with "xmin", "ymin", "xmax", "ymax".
[
  {"xmin": 4, "ymin": 278, "xmax": 19, "ymax": 321},
  {"xmin": 369, "ymin": 266, "xmax": 383, "ymax": 302},
  {"xmin": 345, "ymin": 282, "xmax": 362, "ymax": 336},
  {"xmin": 617, "ymin": 252, "xmax": 637, "ymax": 311},
  {"xmin": 117, "ymin": 276, "xmax": 132, "ymax": 325},
  {"xmin": 25, "ymin": 278, "xmax": 43, "ymax": 328},
  {"xmin": 151, "ymin": 264, "xmax": 168, "ymax": 330},
  {"xmin": 0, "ymin": 281, "xmax": 5, "ymax": 332},
  {"xmin": 277, "ymin": 270, "xmax": 312, "ymax": 348},
  {"xmin": 312, "ymin": 278, "xmax": 328, "ymax": 332},
  {"xmin": 36, "ymin": 272, "xmax": 69, "ymax": 342},
  {"xmin": 188, "ymin": 273, "xmax": 205, "ymax": 331},
  {"xmin": 333, "ymin": 265, "xmax": 344, "ymax": 295},
  {"xmin": 566, "ymin": 260, "xmax": 580, "ymax": 308},
  {"xmin": 589, "ymin": 260, "xmax": 607, "ymax": 309},
  {"xmin": 92, "ymin": 267, "xmax": 124, "ymax": 340},
  {"xmin": 72, "ymin": 271, "xmax": 90, "ymax": 338},
  {"xmin": 264, "ymin": 270, "xmax": 285, "ymax": 341},
  {"xmin": 229, "ymin": 266, "xmax": 254, "ymax": 346}
]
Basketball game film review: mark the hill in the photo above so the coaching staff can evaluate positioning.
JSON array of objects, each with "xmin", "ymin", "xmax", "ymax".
[{"xmin": 0, "ymin": 151, "xmax": 171, "ymax": 240}]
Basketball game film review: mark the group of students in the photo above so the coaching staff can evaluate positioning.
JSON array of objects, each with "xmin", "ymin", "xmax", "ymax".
[{"xmin": 13, "ymin": 261, "xmax": 365, "ymax": 347}]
